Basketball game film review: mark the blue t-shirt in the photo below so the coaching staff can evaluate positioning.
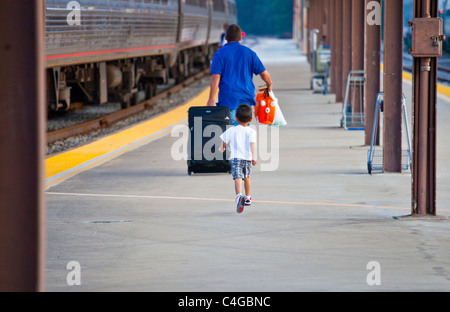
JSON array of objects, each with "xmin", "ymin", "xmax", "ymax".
[{"xmin": 210, "ymin": 41, "xmax": 266, "ymax": 109}]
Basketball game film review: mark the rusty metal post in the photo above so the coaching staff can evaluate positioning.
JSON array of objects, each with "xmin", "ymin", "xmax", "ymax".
[
  {"xmin": 329, "ymin": 0, "xmax": 336, "ymax": 94},
  {"xmin": 411, "ymin": 0, "xmax": 438, "ymax": 216},
  {"xmin": 299, "ymin": 0, "xmax": 305, "ymax": 44},
  {"xmin": 322, "ymin": 0, "xmax": 330, "ymax": 47},
  {"xmin": 306, "ymin": 2, "xmax": 311, "ymax": 63},
  {"xmin": 318, "ymin": 0, "xmax": 327, "ymax": 45},
  {"xmin": 383, "ymin": 0, "xmax": 403, "ymax": 172},
  {"xmin": 342, "ymin": 0, "xmax": 352, "ymax": 105},
  {"xmin": 364, "ymin": 0, "xmax": 381, "ymax": 146},
  {"xmin": 335, "ymin": 0, "xmax": 344, "ymax": 102},
  {"xmin": 0, "ymin": 1, "xmax": 46, "ymax": 291},
  {"xmin": 351, "ymin": 0, "xmax": 365, "ymax": 118}
]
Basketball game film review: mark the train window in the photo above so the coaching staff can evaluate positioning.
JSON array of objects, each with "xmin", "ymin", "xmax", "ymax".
[
  {"xmin": 161, "ymin": 0, "xmax": 168, "ymax": 4},
  {"xmin": 186, "ymin": 0, "xmax": 197, "ymax": 5},
  {"xmin": 213, "ymin": 0, "xmax": 225, "ymax": 12},
  {"xmin": 186, "ymin": 0, "xmax": 206, "ymax": 7},
  {"xmin": 228, "ymin": 2, "xmax": 237, "ymax": 15}
]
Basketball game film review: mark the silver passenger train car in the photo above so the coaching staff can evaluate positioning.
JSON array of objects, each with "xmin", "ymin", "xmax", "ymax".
[{"xmin": 45, "ymin": 0, "xmax": 237, "ymax": 110}]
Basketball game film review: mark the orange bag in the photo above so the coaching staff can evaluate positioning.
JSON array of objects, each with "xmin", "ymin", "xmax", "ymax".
[{"xmin": 255, "ymin": 88, "xmax": 276, "ymax": 125}]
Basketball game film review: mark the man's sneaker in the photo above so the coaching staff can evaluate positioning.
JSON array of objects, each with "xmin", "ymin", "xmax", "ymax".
[
  {"xmin": 235, "ymin": 195, "xmax": 245, "ymax": 213},
  {"xmin": 244, "ymin": 196, "xmax": 252, "ymax": 206}
]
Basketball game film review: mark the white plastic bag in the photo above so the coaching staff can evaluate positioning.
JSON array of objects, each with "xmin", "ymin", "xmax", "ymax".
[{"xmin": 269, "ymin": 91, "xmax": 287, "ymax": 127}]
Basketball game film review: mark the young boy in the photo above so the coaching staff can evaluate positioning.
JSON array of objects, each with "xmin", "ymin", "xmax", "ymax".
[{"xmin": 219, "ymin": 104, "xmax": 257, "ymax": 213}]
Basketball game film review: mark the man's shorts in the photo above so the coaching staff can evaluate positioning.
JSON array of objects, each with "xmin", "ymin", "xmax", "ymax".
[{"xmin": 231, "ymin": 158, "xmax": 253, "ymax": 180}]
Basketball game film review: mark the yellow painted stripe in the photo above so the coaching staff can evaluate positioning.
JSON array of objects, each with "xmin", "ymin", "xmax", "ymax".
[
  {"xmin": 437, "ymin": 82, "xmax": 450, "ymax": 97},
  {"xmin": 402, "ymin": 70, "xmax": 412, "ymax": 81},
  {"xmin": 45, "ymin": 87, "xmax": 210, "ymax": 182}
]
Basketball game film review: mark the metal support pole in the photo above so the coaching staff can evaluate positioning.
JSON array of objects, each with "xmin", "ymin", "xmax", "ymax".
[
  {"xmin": 318, "ymin": 0, "xmax": 327, "ymax": 45},
  {"xmin": 351, "ymin": 0, "xmax": 365, "ymax": 118},
  {"xmin": 322, "ymin": 0, "xmax": 330, "ymax": 47},
  {"xmin": 383, "ymin": 0, "xmax": 403, "ymax": 172},
  {"xmin": 364, "ymin": 0, "xmax": 381, "ymax": 146},
  {"xmin": 342, "ymin": 0, "xmax": 352, "ymax": 104},
  {"xmin": 412, "ymin": 0, "xmax": 438, "ymax": 216},
  {"xmin": 329, "ymin": 0, "xmax": 336, "ymax": 94},
  {"xmin": 0, "ymin": 1, "xmax": 46, "ymax": 291},
  {"xmin": 303, "ymin": 0, "xmax": 311, "ymax": 55},
  {"xmin": 335, "ymin": 0, "xmax": 344, "ymax": 102},
  {"xmin": 306, "ymin": 4, "xmax": 311, "ymax": 63}
]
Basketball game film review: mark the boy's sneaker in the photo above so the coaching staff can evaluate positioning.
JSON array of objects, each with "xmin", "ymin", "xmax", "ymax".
[
  {"xmin": 235, "ymin": 195, "xmax": 245, "ymax": 213},
  {"xmin": 244, "ymin": 196, "xmax": 252, "ymax": 206}
]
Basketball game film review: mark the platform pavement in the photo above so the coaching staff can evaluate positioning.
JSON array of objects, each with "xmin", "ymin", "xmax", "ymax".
[{"xmin": 45, "ymin": 38, "xmax": 450, "ymax": 292}]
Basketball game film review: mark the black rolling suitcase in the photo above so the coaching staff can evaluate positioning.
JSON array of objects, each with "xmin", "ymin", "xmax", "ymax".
[{"xmin": 187, "ymin": 106, "xmax": 232, "ymax": 175}]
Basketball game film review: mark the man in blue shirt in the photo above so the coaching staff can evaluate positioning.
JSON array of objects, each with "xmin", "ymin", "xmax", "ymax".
[{"xmin": 207, "ymin": 24, "xmax": 273, "ymax": 126}]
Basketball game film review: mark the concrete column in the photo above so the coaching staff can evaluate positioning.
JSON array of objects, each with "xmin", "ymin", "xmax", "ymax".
[{"xmin": 0, "ymin": 0, "xmax": 46, "ymax": 291}]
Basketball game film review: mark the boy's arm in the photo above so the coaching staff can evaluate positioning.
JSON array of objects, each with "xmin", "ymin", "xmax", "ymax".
[
  {"xmin": 250, "ymin": 142, "xmax": 257, "ymax": 166},
  {"xmin": 219, "ymin": 141, "xmax": 226, "ymax": 153}
]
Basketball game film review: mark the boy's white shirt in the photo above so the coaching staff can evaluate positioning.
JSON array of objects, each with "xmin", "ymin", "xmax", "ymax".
[{"xmin": 220, "ymin": 125, "xmax": 256, "ymax": 161}]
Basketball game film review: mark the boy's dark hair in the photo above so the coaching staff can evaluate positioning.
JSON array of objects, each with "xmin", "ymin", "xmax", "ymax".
[
  {"xmin": 236, "ymin": 104, "xmax": 253, "ymax": 123},
  {"xmin": 226, "ymin": 24, "xmax": 242, "ymax": 42}
]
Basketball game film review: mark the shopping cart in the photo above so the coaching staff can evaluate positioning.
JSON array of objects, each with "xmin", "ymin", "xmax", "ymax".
[
  {"xmin": 340, "ymin": 70, "xmax": 365, "ymax": 130},
  {"xmin": 367, "ymin": 92, "xmax": 412, "ymax": 174}
]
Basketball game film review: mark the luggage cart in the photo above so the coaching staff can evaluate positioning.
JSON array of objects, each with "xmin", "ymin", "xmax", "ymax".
[
  {"xmin": 367, "ymin": 92, "xmax": 412, "ymax": 174},
  {"xmin": 340, "ymin": 70, "xmax": 365, "ymax": 130}
]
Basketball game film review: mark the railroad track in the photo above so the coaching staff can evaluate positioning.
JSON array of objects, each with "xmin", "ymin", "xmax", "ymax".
[{"xmin": 47, "ymin": 69, "xmax": 210, "ymax": 146}]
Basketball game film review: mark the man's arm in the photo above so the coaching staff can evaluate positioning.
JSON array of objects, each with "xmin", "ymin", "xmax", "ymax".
[
  {"xmin": 207, "ymin": 74, "xmax": 221, "ymax": 106},
  {"xmin": 259, "ymin": 70, "xmax": 273, "ymax": 92}
]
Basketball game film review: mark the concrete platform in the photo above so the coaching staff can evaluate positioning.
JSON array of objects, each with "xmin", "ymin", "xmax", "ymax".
[{"xmin": 45, "ymin": 38, "xmax": 450, "ymax": 292}]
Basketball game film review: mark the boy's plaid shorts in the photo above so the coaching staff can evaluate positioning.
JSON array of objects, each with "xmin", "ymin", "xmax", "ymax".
[{"xmin": 231, "ymin": 159, "xmax": 253, "ymax": 180}]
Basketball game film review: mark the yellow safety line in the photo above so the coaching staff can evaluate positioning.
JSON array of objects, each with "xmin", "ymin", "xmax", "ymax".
[{"xmin": 45, "ymin": 87, "xmax": 211, "ymax": 188}]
